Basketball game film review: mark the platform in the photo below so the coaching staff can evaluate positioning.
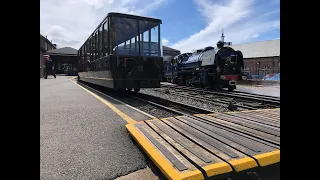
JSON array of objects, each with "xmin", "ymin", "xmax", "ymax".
[
  {"xmin": 41, "ymin": 76, "xmax": 157, "ymax": 180},
  {"xmin": 126, "ymin": 108, "xmax": 280, "ymax": 180}
]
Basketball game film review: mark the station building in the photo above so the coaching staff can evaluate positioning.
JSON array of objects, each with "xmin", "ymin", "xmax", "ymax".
[
  {"xmin": 230, "ymin": 39, "xmax": 280, "ymax": 78},
  {"xmin": 44, "ymin": 47, "xmax": 78, "ymax": 75}
]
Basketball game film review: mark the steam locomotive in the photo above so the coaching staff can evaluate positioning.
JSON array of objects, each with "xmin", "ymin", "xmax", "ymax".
[{"xmin": 163, "ymin": 36, "xmax": 244, "ymax": 91}]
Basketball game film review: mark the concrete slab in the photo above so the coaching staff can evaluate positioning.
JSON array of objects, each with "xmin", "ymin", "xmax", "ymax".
[{"xmin": 40, "ymin": 76, "xmax": 151, "ymax": 180}]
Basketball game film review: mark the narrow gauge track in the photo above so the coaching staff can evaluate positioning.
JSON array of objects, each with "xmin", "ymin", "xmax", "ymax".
[
  {"xmin": 127, "ymin": 91, "xmax": 213, "ymax": 115},
  {"xmin": 222, "ymin": 89, "xmax": 280, "ymax": 100},
  {"xmin": 77, "ymin": 80, "xmax": 214, "ymax": 117},
  {"xmin": 159, "ymin": 84, "xmax": 280, "ymax": 109},
  {"xmin": 161, "ymin": 84, "xmax": 280, "ymax": 102}
]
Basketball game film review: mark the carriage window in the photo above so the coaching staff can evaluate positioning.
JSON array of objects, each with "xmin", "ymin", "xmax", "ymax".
[
  {"xmin": 40, "ymin": 54, "xmax": 42, "ymax": 68},
  {"xmin": 92, "ymin": 35, "xmax": 96, "ymax": 60},
  {"xmin": 99, "ymin": 26, "xmax": 103, "ymax": 58},
  {"xmin": 103, "ymin": 22, "xmax": 108, "ymax": 56},
  {"xmin": 149, "ymin": 23, "xmax": 161, "ymax": 56},
  {"xmin": 111, "ymin": 17, "xmax": 139, "ymax": 56},
  {"xmin": 95, "ymin": 32, "xmax": 99, "ymax": 58},
  {"xmin": 111, "ymin": 16, "xmax": 161, "ymax": 56},
  {"xmin": 86, "ymin": 40, "xmax": 91, "ymax": 62},
  {"xmin": 131, "ymin": 37, "xmax": 136, "ymax": 52},
  {"xmin": 141, "ymin": 30, "xmax": 150, "ymax": 56}
]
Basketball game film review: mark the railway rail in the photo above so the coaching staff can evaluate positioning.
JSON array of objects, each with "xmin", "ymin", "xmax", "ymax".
[
  {"xmin": 127, "ymin": 92, "xmax": 213, "ymax": 115},
  {"xmin": 159, "ymin": 84, "xmax": 280, "ymax": 109}
]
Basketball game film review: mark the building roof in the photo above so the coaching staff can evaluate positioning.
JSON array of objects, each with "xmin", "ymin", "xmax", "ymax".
[
  {"xmin": 40, "ymin": 34, "xmax": 55, "ymax": 45},
  {"xmin": 163, "ymin": 45, "xmax": 180, "ymax": 52},
  {"xmin": 45, "ymin": 45, "xmax": 180, "ymax": 57},
  {"xmin": 40, "ymin": 34, "xmax": 57, "ymax": 52},
  {"xmin": 230, "ymin": 39, "xmax": 280, "ymax": 58},
  {"xmin": 45, "ymin": 47, "xmax": 78, "ymax": 56}
]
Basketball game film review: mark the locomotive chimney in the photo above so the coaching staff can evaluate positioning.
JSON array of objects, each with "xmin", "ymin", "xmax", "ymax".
[{"xmin": 221, "ymin": 29, "xmax": 225, "ymax": 43}]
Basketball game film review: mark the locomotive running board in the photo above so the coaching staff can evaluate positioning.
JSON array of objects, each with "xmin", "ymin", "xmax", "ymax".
[{"xmin": 126, "ymin": 108, "xmax": 280, "ymax": 180}]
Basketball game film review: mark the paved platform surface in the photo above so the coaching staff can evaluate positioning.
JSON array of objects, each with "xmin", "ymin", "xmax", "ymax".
[
  {"xmin": 40, "ymin": 76, "xmax": 156, "ymax": 180},
  {"xmin": 126, "ymin": 109, "xmax": 280, "ymax": 180}
]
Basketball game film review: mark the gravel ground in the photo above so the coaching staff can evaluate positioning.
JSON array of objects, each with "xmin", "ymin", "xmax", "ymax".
[
  {"xmin": 161, "ymin": 82, "xmax": 280, "ymax": 97},
  {"xmin": 231, "ymin": 84, "xmax": 279, "ymax": 97},
  {"xmin": 140, "ymin": 88, "xmax": 238, "ymax": 113},
  {"xmin": 115, "ymin": 95, "xmax": 180, "ymax": 118}
]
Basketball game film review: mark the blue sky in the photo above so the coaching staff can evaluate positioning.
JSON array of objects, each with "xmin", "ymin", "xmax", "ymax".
[{"xmin": 40, "ymin": 0, "xmax": 280, "ymax": 53}]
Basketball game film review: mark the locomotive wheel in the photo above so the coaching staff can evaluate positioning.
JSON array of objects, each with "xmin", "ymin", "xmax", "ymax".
[
  {"xmin": 127, "ymin": 88, "xmax": 133, "ymax": 91},
  {"xmin": 134, "ymin": 87, "xmax": 140, "ymax": 93},
  {"xmin": 177, "ymin": 77, "xmax": 184, "ymax": 85},
  {"xmin": 173, "ymin": 77, "xmax": 177, "ymax": 84},
  {"xmin": 214, "ymin": 84, "xmax": 222, "ymax": 91}
]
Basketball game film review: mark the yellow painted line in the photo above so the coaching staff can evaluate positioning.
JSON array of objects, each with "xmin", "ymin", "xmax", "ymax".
[
  {"xmin": 68, "ymin": 77, "xmax": 77, "ymax": 80},
  {"xmin": 202, "ymin": 162, "xmax": 233, "ymax": 177},
  {"xmin": 235, "ymin": 108, "xmax": 280, "ymax": 113},
  {"xmin": 228, "ymin": 157, "xmax": 258, "ymax": 172},
  {"xmin": 71, "ymin": 80, "xmax": 136, "ymax": 124},
  {"xmin": 126, "ymin": 123, "xmax": 204, "ymax": 180},
  {"xmin": 74, "ymin": 79, "xmax": 156, "ymax": 119},
  {"xmin": 254, "ymin": 150, "xmax": 280, "ymax": 166}
]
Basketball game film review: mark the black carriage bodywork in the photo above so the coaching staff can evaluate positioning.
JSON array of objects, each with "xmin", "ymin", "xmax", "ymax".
[{"xmin": 77, "ymin": 13, "xmax": 163, "ymax": 92}]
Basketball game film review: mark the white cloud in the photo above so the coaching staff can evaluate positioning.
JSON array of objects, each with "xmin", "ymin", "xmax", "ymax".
[
  {"xmin": 170, "ymin": 0, "xmax": 280, "ymax": 53},
  {"xmin": 40, "ymin": 0, "xmax": 168, "ymax": 49},
  {"xmin": 162, "ymin": 38, "xmax": 169, "ymax": 46}
]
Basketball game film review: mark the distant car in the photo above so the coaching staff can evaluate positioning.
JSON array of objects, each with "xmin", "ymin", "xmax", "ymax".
[
  {"xmin": 263, "ymin": 73, "xmax": 275, "ymax": 80},
  {"xmin": 264, "ymin": 73, "xmax": 280, "ymax": 81},
  {"xmin": 241, "ymin": 72, "xmax": 253, "ymax": 80},
  {"xmin": 251, "ymin": 75, "xmax": 261, "ymax": 79}
]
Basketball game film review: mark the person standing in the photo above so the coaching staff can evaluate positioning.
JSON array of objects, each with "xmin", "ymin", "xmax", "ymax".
[{"xmin": 45, "ymin": 55, "xmax": 56, "ymax": 79}]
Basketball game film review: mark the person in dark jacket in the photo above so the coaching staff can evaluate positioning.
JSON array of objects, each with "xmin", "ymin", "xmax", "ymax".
[{"xmin": 45, "ymin": 56, "xmax": 56, "ymax": 79}]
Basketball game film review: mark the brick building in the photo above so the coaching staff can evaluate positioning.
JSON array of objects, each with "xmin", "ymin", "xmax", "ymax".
[
  {"xmin": 40, "ymin": 34, "xmax": 57, "ymax": 78},
  {"xmin": 230, "ymin": 39, "xmax": 280, "ymax": 79}
]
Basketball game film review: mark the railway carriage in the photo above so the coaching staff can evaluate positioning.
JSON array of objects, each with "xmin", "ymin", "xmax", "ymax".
[{"xmin": 77, "ymin": 13, "xmax": 163, "ymax": 93}]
